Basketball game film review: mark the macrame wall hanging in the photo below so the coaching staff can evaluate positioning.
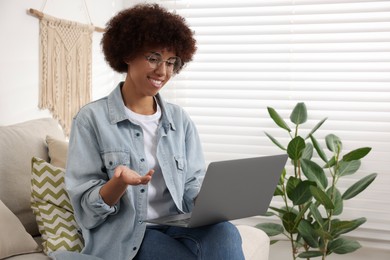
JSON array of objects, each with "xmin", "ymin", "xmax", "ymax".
[{"xmin": 29, "ymin": 2, "xmax": 104, "ymax": 136}]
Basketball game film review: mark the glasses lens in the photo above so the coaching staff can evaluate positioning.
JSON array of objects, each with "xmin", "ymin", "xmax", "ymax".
[
  {"xmin": 146, "ymin": 53, "xmax": 162, "ymax": 68},
  {"xmin": 145, "ymin": 53, "xmax": 182, "ymax": 73},
  {"xmin": 172, "ymin": 57, "xmax": 182, "ymax": 73}
]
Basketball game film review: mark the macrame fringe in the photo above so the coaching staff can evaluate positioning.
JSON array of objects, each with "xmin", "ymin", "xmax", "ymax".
[{"xmin": 38, "ymin": 13, "xmax": 93, "ymax": 136}]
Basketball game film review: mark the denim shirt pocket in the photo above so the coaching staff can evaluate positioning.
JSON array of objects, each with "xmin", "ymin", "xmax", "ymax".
[
  {"xmin": 174, "ymin": 155, "xmax": 185, "ymax": 172},
  {"xmin": 102, "ymin": 151, "xmax": 131, "ymax": 178}
]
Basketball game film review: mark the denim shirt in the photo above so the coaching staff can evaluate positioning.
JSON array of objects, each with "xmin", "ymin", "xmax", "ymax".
[{"xmin": 65, "ymin": 83, "xmax": 206, "ymax": 260}]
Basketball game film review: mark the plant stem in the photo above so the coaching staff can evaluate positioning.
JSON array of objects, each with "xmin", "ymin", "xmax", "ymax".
[
  {"xmin": 297, "ymin": 159, "xmax": 301, "ymax": 179},
  {"xmin": 281, "ymin": 173, "xmax": 297, "ymax": 259},
  {"xmin": 290, "ymin": 233, "xmax": 297, "ymax": 260},
  {"xmin": 322, "ymin": 147, "xmax": 341, "ymax": 259}
]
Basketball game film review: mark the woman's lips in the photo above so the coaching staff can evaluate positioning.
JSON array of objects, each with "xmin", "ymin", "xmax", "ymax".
[{"xmin": 149, "ymin": 77, "xmax": 163, "ymax": 88}]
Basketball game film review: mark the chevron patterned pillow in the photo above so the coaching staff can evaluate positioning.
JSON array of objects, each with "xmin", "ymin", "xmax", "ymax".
[{"xmin": 31, "ymin": 157, "xmax": 84, "ymax": 255}]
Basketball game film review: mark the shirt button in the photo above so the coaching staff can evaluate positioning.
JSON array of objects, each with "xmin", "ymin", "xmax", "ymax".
[
  {"xmin": 138, "ymin": 220, "xmax": 143, "ymax": 224},
  {"xmin": 133, "ymin": 247, "xmax": 137, "ymax": 251},
  {"xmin": 136, "ymin": 133, "xmax": 140, "ymax": 137},
  {"xmin": 140, "ymin": 188, "xmax": 145, "ymax": 193},
  {"xmin": 140, "ymin": 158, "xmax": 145, "ymax": 162}
]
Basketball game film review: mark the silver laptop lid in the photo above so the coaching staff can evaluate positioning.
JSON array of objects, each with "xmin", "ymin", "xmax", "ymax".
[{"xmin": 189, "ymin": 154, "xmax": 288, "ymax": 227}]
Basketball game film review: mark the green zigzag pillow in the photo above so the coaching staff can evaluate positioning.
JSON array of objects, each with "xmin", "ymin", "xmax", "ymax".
[{"xmin": 31, "ymin": 157, "xmax": 84, "ymax": 254}]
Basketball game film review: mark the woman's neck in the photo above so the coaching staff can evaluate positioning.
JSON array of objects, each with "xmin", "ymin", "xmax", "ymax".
[{"xmin": 121, "ymin": 83, "xmax": 156, "ymax": 115}]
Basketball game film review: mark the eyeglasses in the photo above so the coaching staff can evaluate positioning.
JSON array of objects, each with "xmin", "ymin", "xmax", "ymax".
[{"xmin": 144, "ymin": 52, "xmax": 182, "ymax": 74}]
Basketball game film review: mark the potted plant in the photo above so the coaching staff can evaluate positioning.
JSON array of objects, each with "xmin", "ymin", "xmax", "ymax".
[{"xmin": 256, "ymin": 102, "xmax": 377, "ymax": 259}]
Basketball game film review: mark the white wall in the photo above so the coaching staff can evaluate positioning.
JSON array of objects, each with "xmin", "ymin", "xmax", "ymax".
[{"xmin": 0, "ymin": 0, "xmax": 123, "ymax": 125}]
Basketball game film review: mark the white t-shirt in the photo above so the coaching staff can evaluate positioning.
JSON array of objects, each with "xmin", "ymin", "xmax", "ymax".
[{"xmin": 125, "ymin": 101, "xmax": 176, "ymax": 220}]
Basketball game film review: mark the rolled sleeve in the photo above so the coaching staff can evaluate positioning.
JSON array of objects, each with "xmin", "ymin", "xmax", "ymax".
[{"xmin": 88, "ymin": 187, "xmax": 117, "ymax": 216}]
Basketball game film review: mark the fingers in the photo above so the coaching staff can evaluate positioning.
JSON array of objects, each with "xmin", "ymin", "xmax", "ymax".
[
  {"xmin": 113, "ymin": 166, "xmax": 124, "ymax": 179},
  {"xmin": 114, "ymin": 166, "xmax": 154, "ymax": 186},
  {"xmin": 146, "ymin": 169, "xmax": 155, "ymax": 177},
  {"xmin": 139, "ymin": 169, "xmax": 154, "ymax": 185}
]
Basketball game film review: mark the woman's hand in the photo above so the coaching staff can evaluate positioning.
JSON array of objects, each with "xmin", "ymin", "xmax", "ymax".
[
  {"xmin": 114, "ymin": 165, "xmax": 154, "ymax": 185},
  {"xmin": 100, "ymin": 166, "xmax": 154, "ymax": 206}
]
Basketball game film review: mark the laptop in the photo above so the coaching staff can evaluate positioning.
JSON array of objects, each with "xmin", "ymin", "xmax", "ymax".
[{"xmin": 146, "ymin": 153, "xmax": 288, "ymax": 228}]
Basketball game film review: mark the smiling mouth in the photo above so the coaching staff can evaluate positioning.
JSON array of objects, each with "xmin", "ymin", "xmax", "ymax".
[{"xmin": 148, "ymin": 77, "xmax": 164, "ymax": 88}]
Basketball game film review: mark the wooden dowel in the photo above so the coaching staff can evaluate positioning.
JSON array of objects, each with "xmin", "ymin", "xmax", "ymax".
[
  {"xmin": 94, "ymin": 26, "xmax": 106, "ymax": 33},
  {"xmin": 28, "ymin": 8, "xmax": 105, "ymax": 33},
  {"xmin": 28, "ymin": 8, "xmax": 44, "ymax": 19}
]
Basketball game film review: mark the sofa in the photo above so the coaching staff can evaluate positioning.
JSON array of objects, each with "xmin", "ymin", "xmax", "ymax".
[{"xmin": 0, "ymin": 118, "xmax": 270, "ymax": 260}]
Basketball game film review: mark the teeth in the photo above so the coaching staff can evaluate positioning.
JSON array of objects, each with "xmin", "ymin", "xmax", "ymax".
[{"xmin": 150, "ymin": 78, "xmax": 163, "ymax": 88}]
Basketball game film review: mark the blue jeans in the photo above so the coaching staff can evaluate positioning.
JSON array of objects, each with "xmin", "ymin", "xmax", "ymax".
[{"xmin": 133, "ymin": 222, "xmax": 245, "ymax": 260}]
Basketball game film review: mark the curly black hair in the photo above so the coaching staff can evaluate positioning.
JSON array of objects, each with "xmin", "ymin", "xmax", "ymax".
[{"xmin": 101, "ymin": 4, "xmax": 197, "ymax": 74}]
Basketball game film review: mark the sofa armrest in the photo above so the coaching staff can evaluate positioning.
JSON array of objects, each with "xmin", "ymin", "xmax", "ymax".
[{"xmin": 237, "ymin": 225, "xmax": 270, "ymax": 260}]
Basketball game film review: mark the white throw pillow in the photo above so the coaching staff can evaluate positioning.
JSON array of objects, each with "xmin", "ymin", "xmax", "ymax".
[{"xmin": 46, "ymin": 135, "xmax": 68, "ymax": 168}]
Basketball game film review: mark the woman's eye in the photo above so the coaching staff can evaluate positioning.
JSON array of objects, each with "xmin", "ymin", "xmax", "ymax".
[
  {"xmin": 148, "ymin": 57, "xmax": 160, "ymax": 63},
  {"xmin": 167, "ymin": 59, "xmax": 176, "ymax": 66}
]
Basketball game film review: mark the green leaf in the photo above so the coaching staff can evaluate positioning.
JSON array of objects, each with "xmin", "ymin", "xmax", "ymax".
[
  {"xmin": 301, "ymin": 142, "xmax": 313, "ymax": 160},
  {"xmin": 294, "ymin": 202, "xmax": 312, "ymax": 224},
  {"xmin": 269, "ymin": 206, "xmax": 287, "ymax": 215},
  {"xmin": 267, "ymin": 107, "xmax": 291, "ymax": 132},
  {"xmin": 255, "ymin": 223, "xmax": 284, "ymax": 237},
  {"xmin": 297, "ymin": 219, "xmax": 319, "ymax": 248},
  {"xmin": 284, "ymin": 206, "xmax": 300, "ymax": 216},
  {"xmin": 305, "ymin": 117, "xmax": 327, "ymax": 140},
  {"xmin": 287, "ymin": 136, "xmax": 306, "ymax": 160},
  {"xmin": 301, "ymin": 159, "xmax": 328, "ymax": 190},
  {"xmin": 342, "ymin": 147, "xmax": 371, "ymax": 161},
  {"xmin": 290, "ymin": 102, "xmax": 308, "ymax": 125},
  {"xmin": 286, "ymin": 176, "xmax": 301, "ymax": 201},
  {"xmin": 298, "ymin": 251, "xmax": 324, "ymax": 258},
  {"xmin": 331, "ymin": 218, "xmax": 366, "ymax": 237},
  {"xmin": 324, "ymin": 156, "xmax": 336, "ymax": 168},
  {"xmin": 326, "ymin": 134, "xmax": 342, "ymax": 153},
  {"xmin": 290, "ymin": 181, "xmax": 316, "ymax": 205},
  {"xmin": 265, "ymin": 211, "xmax": 275, "ymax": 217},
  {"xmin": 310, "ymin": 135, "xmax": 328, "ymax": 162},
  {"xmin": 327, "ymin": 187, "xmax": 343, "ymax": 215},
  {"xmin": 265, "ymin": 132, "xmax": 287, "ymax": 151},
  {"xmin": 342, "ymin": 173, "xmax": 377, "ymax": 200},
  {"xmin": 274, "ymin": 186, "xmax": 284, "ymax": 196},
  {"xmin": 278, "ymin": 168, "xmax": 287, "ymax": 185},
  {"xmin": 310, "ymin": 186, "xmax": 335, "ymax": 210},
  {"xmin": 282, "ymin": 212, "xmax": 298, "ymax": 233},
  {"xmin": 316, "ymin": 228, "xmax": 333, "ymax": 241},
  {"xmin": 328, "ymin": 238, "xmax": 361, "ymax": 254},
  {"xmin": 337, "ymin": 160, "xmax": 361, "ymax": 177},
  {"xmin": 309, "ymin": 204, "xmax": 324, "ymax": 227}
]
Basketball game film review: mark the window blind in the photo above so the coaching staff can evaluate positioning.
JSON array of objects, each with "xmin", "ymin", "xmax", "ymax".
[{"xmin": 135, "ymin": 0, "xmax": 390, "ymax": 249}]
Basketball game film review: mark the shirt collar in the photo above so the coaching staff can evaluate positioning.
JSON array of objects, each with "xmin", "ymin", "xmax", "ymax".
[
  {"xmin": 155, "ymin": 92, "xmax": 176, "ymax": 132},
  {"xmin": 107, "ymin": 82, "xmax": 128, "ymax": 124}
]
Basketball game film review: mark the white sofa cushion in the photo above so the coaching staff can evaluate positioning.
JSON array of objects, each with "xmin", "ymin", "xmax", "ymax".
[
  {"xmin": 236, "ymin": 225, "xmax": 270, "ymax": 260},
  {"xmin": 0, "ymin": 200, "xmax": 40, "ymax": 259}
]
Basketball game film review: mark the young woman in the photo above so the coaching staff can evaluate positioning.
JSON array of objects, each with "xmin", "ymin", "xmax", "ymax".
[{"xmin": 62, "ymin": 4, "xmax": 244, "ymax": 260}]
